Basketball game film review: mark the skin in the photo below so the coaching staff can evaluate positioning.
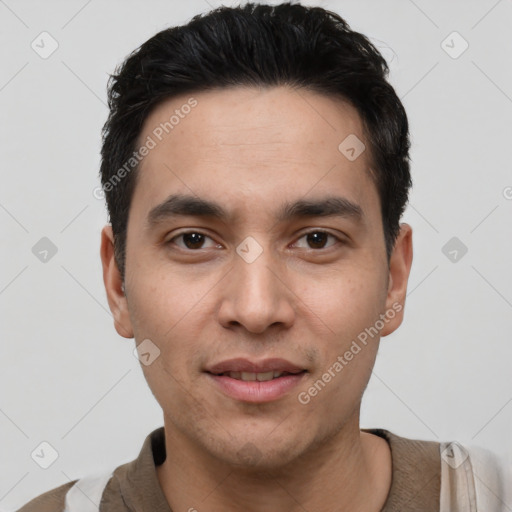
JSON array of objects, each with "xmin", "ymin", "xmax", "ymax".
[{"xmin": 101, "ymin": 85, "xmax": 413, "ymax": 512}]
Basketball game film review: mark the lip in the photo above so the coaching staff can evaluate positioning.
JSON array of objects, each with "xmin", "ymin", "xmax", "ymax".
[
  {"xmin": 205, "ymin": 358, "xmax": 307, "ymax": 403},
  {"xmin": 207, "ymin": 373, "xmax": 306, "ymax": 403},
  {"xmin": 206, "ymin": 358, "xmax": 305, "ymax": 374}
]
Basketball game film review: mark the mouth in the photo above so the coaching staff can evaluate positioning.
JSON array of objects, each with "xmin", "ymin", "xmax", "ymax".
[
  {"xmin": 210, "ymin": 370, "xmax": 305, "ymax": 382},
  {"xmin": 205, "ymin": 358, "xmax": 307, "ymax": 403}
]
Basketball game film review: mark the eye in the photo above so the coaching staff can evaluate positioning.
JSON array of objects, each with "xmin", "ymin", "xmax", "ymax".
[
  {"xmin": 168, "ymin": 231, "xmax": 221, "ymax": 250},
  {"xmin": 293, "ymin": 230, "xmax": 341, "ymax": 250}
]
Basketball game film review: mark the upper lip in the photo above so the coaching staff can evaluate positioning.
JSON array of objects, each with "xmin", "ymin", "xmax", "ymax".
[{"xmin": 206, "ymin": 358, "xmax": 306, "ymax": 374}]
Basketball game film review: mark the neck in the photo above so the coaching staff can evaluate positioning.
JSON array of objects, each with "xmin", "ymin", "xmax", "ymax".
[{"xmin": 156, "ymin": 414, "xmax": 391, "ymax": 512}]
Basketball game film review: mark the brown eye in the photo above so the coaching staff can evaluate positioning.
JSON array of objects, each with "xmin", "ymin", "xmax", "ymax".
[
  {"xmin": 169, "ymin": 231, "xmax": 219, "ymax": 250},
  {"xmin": 306, "ymin": 232, "xmax": 329, "ymax": 249},
  {"xmin": 182, "ymin": 232, "xmax": 205, "ymax": 249},
  {"xmin": 294, "ymin": 230, "xmax": 339, "ymax": 250}
]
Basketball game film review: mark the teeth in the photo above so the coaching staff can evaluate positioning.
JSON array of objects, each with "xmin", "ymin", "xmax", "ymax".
[
  {"xmin": 224, "ymin": 371, "xmax": 287, "ymax": 381},
  {"xmin": 256, "ymin": 371, "xmax": 274, "ymax": 382}
]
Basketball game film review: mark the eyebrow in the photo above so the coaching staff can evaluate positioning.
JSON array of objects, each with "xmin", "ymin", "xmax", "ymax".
[{"xmin": 146, "ymin": 193, "xmax": 364, "ymax": 228}]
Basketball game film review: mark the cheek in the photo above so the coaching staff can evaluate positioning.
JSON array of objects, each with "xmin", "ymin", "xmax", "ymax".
[
  {"xmin": 126, "ymin": 279, "xmax": 208, "ymax": 398},
  {"xmin": 294, "ymin": 266, "xmax": 387, "ymax": 339},
  {"xmin": 127, "ymin": 265, "xmax": 213, "ymax": 339}
]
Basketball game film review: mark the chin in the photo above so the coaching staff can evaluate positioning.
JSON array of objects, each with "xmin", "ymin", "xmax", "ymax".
[{"xmin": 206, "ymin": 430, "xmax": 311, "ymax": 472}]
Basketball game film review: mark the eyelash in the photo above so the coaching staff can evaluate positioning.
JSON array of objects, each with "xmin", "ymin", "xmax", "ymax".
[{"xmin": 166, "ymin": 229, "xmax": 343, "ymax": 251}]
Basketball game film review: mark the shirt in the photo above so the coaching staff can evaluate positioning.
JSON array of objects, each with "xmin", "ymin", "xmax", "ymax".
[{"xmin": 17, "ymin": 426, "xmax": 442, "ymax": 511}]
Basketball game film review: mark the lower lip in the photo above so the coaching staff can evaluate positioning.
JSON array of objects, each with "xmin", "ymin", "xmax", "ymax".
[{"xmin": 207, "ymin": 373, "xmax": 306, "ymax": 403}]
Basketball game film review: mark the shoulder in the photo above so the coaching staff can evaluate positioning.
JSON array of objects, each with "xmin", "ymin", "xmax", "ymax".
[
  {"xmin": 16, "ymin": 469, "xmax": 117, "ymax": 512},
  {"xmin": 365, "ymin": 427, "xmax": 442, "ymax": 470},
  {"xmin": 366, "ymin": 428, "xmax": 512, "ymax": 511},
  {"xmin": 16, "ymin": 480, "xmax": 77, "ymax": 512},
  {"xmin": 362, "ymin": 427, "xmax": 442, "ymax": 511},
  {"xmin": 444, "ymin": 442, "xmax": 512, "ymax": 512},
  {"xmin": 15, "ymin": 427, "xmax": 164, "ymax": 512}
]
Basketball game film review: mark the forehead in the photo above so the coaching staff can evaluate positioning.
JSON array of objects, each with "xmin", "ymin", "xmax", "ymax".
[{"xmin": 130, "ymin": 86, "xmax": 380, "ymax": 227}]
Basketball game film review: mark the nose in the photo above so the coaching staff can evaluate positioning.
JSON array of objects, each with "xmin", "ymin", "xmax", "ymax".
[{"xmin": 217, "ymin": 245, "xmax": 296, "ymax": 334}]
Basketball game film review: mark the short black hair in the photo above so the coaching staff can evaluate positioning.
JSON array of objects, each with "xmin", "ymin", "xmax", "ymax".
[{"xmin": 100, "ymin": 1, "xmax": 412, "ymax": 281}]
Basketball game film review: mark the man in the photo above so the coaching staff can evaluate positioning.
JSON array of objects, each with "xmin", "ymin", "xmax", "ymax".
[{"xmin": 17, "ymin": 2, "xmax": 509, "ymax": 511}]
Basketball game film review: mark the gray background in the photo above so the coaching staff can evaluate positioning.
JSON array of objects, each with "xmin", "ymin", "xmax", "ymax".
[{"xmin": 1, "ymin": 0, "xmax": 511, "ymax": 508}]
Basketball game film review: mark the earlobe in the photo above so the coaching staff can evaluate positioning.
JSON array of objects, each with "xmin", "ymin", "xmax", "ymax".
[
  {"xmin": 381, "ymin": 223, "xmax": 413, "ymax": 337},
  {"xmin": 100, "ymin": 225, "xmax": 134, "ymax": 339}
]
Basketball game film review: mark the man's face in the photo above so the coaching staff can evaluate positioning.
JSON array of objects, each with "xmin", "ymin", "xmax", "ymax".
[{"xmin": 102, "ymin": 86, "xmax": 411, "ymax": 468}]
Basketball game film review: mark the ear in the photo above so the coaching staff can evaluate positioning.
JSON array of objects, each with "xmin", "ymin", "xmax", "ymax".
[
  {"xmin": 100, "ymin": 225, "xmax": 134, "ymax": 339},
  {"xmin": 380, "ymin": 223, "xmax": 413, "ymax": 337}
]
